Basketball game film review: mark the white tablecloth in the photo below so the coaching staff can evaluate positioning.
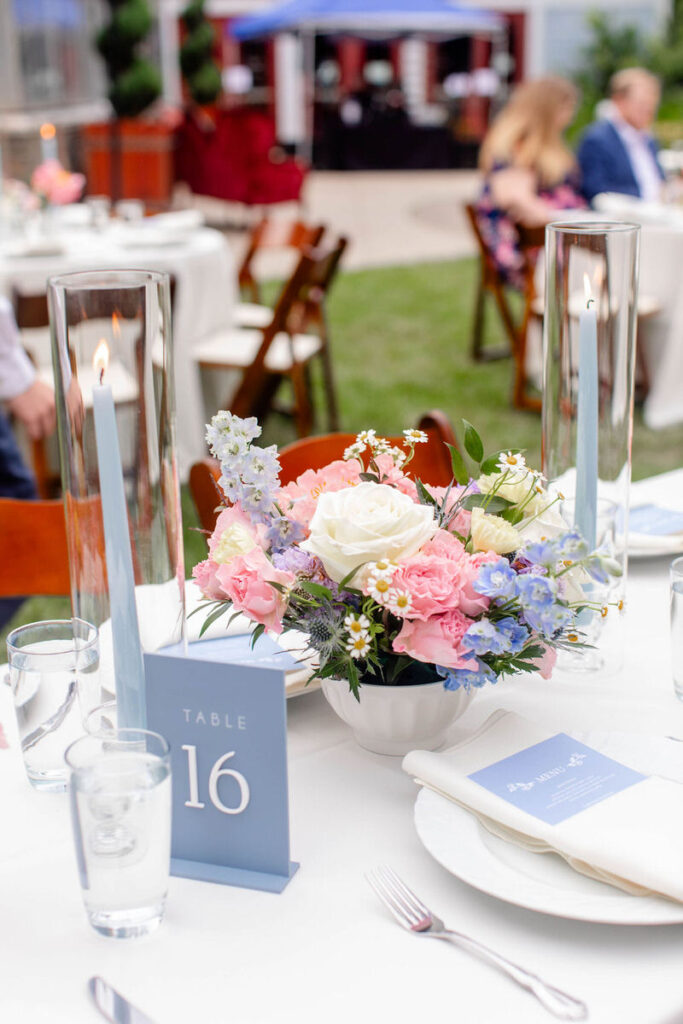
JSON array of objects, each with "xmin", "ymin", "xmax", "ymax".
[
  {"xmin": 3, "ymin": 471, "xmax": 683, "ymax": 1024},
  {"xmin": 591, "ymin": 194, "xmax": 683, "ymax": 430},
  {"xmin": 0, "ymin": 223, "xmax": 236, "ymax": 477}
]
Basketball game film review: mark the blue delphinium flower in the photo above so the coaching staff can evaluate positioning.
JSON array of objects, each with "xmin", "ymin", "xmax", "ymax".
[
  {"xmin": 515, "ymin": 574, "xmax": 557, "ymax": 609},
  {"xmin": 523, "ymin": 538, "xmax": 558, "ymax": 569},
  {"xmin": 583, "ymin": 556, "xmax": 610, "ymax": 585},
  {"xmin": 474, "ymin": 558, "xmax": 517, "ymax": 599},
  {"xmin": 206, "ymin": 411, "xmax": 261, "ymax": 461},
  {"xmin": 495, "ymin": 616, "xmax": 530, "ymax": 654},
  {"xmin": 463, "ymin": 619, "xmax": 510, "ymax": 656},
  {"xmin": 555, "ymin": 530, "xmax": 589, "ymax": 561},
  {"xmin": 205, "ymin": 412, "xmax": 282, "ymax": 529},
  {"xmin": 438, "ymin": 660, "xmax": 497, "ymax": 692},
  {"xmin": 267, "ymin": 515, "xmax": 306, "ymax": 552},
  {"xmin": 523, "ymin": 603, "xmax": 573, "ymax": 637}
]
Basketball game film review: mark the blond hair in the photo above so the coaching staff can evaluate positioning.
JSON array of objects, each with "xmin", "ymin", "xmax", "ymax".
[
  {"xmin": 479, "ymin": 77, "xmax": 578, "ymax": 188},
  {"xmin": 609, "ymin": 67, "xmax": 660, "ymax": 99}
]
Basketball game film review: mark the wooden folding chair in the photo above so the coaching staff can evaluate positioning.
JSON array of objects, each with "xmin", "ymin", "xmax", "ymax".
[
  {"xmin": 464, "ymin": 204, "xmax": 543, "ymax": 412},
  {"xmin": 0, "ymin": 498, "xmax": 70, "ymax": 597},
  {"xmin": 236, "ymin": 218, "xmax": 326, "ymax": 329},
  {"xmin": 195, "ymin": 237, "xmax": 347, "ymax": 437},
  {"xmin": 189, "ymin": 410, "xmax": 458, "ymax": 536}
]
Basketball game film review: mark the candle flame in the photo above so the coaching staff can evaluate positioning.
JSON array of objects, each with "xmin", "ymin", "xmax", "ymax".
[
  {"xmin": 583, "ymin": 273, "xmax": 592, "ymax": 307},
  {"xmin": 39, "ymin": 122, "xmax": 56, "ymax": 141},
  {"xmin": 93, "ymin": 340, "xmax": 110, "ymax": 384}
]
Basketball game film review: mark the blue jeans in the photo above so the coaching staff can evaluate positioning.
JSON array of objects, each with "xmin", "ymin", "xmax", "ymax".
[{"xmin": 0, "ymin": 409, "xmax": 37, "ymax": 629}]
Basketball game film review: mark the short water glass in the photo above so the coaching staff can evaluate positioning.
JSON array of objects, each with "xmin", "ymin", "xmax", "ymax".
[
  {"xmin": 65, "ymin": 728, "xmax": 171, "ymax": 938},
  {"xmin": 671, "ymin": 557, "xmax": 683, "ymax": 701},
  {"xmin": 85, "ymin": 195, "xmax": 111, "ymax": 231},
  {"xmin": 7, "ymin": 619, "xmax": 100, "ymax": 792}
]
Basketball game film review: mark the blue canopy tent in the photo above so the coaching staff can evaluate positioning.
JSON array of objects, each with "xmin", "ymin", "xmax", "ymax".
[
  {"xmin": 230, "ymin": 0, "xmax": 506, "ymax": 166},
  {"xmin": 231, "ymin": 0, "xmax": 504, "ymax": 40}
]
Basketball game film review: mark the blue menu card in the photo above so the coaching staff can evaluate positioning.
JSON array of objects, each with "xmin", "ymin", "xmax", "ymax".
[
  {"xmin": 144, "ymin": 636, "xmax": 299, "ymax": 893},
  {"xmin": 468, "ymin": 733, "xmax": 646, "ymax": 826}
]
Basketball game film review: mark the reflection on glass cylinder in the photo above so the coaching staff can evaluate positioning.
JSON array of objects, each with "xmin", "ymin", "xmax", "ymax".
[
  {"xmin": 542, "ymin": 222, "xmax": 639, "ymax": 672},
  {"xmin": 48, "ymin": 270, "xmax": 185, "ymax": 711}
]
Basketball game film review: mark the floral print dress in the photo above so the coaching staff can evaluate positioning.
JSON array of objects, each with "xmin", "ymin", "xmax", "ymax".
[{"xmin": 475, "ymin": 167, "xmax": 585, "ymax": 290}]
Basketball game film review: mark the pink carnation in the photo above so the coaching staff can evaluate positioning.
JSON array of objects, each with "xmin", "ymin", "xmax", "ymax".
[
  {"xmin": 215, "ymin": 547, "xmax": 294, "ymax": 634},
  {"xmin": 192, "ymin": 557, "xmax": 230, "ymax": 602},
  {"xmin": 392, "ymin": 531, "xmax": 496, "ymax": 619},
  {"xmin": 393, "ymin": 609, "xmax": 477, "ymax": 670},
  {"xmin": 193, "ymin": 503, "xmax": 269, "ymax": 601},
  {"xmin": 277, "ymin": 459, "xmax": 362, "ymax": 532}
]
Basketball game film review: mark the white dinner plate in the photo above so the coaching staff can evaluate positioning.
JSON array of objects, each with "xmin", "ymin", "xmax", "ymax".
[{"xmin": 413, "ymin": 787, "xmax": 683, "ymax": 925}]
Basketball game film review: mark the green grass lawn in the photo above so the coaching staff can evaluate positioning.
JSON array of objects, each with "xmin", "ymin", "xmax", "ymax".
[{"xmin": 3, "ymin": 255, "xmax": 682, "ymax": 648}]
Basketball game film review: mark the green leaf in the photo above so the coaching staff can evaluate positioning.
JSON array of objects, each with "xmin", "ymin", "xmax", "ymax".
[
  {"xmin": 446, "ymin": 443, "xmax": 469, "ymax": 487},
  {"xmin": 267, "ymin": 580, "xmax": 287, "ymax": 593},
  {"xmin": 415, "ymin": 478, "xmax": 437, "ymax": 507},
  {"xmin": 298, "ymin": 580, "xmax": 333, "ymax": 600},
  {"xmin": 359, "ymin": 472, "xmax": 380, "ymax": 483},
  {"xmin": 187, "ymin": 599, "xmax": 219, "ymax": 619},
  {"xmin": 460, "ymin": 493, "xmax": 513, "ymax": 513},
  {"xmin": 198, "ymin": 603, "xmax": 229, "ymax": 638},
  {"xmin": 462, "ymin": 420, "xmax": 484, "ymax": 463},
  {"xmin": 250, "ymin": 623, "xmax": 266, "ymax": 648},
  {"xmin": 338, "ymin": 564, "xmax": 366, "ymax": 589}
]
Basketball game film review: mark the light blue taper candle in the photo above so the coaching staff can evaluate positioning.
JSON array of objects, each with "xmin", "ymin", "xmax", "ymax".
[
  {"xmin": 575, "ymin": 274, "xmax": 598, "ymax": 550},
  {"xmin": 92, "ymin": 339, "xmax": 146, "ymax": 728}
]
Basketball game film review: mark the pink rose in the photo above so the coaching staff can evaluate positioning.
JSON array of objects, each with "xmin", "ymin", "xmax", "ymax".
[
  {"xmin": 391, "ymin": 531, "xmax": 495, "ymax": 619},
  {"xmin": 192, "ymin": 557, "xmax": 229, "ymax": 601},
  {"xmin": 207, "ymin": 504, "xmax": 268, "ymax": 558},
  {"xmin": 277, "ymin": 459, "xmax": 362, "ymax": 532},
  {"xmin": 215, "ymin": 547, "xmax": 294, "ymax": 634},
  {"xmin": 393, "ymin": 609, "xmax": 477, "ymax": 670}
]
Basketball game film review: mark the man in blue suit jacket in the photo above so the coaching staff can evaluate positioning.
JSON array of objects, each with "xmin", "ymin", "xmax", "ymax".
[{"xmin": 577, "ymin": 68, "xmax": 665, "ymax": 205}]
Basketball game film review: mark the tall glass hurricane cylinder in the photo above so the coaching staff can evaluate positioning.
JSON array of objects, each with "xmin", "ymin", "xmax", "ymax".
[
  {"xmin": 542, "ymin": 222, "xmax": 639, "ymax": 671},
  {"xmin": 48, "ymin": 270, "xmax": 185, "ymax": 720}
]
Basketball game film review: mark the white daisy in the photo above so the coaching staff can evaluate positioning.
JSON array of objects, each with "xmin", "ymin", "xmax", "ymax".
[
  {"xmin": 366, "ymin": 575, "xmax": 393, "ymax": 604},
  {"xmin": 365, "ymin": 559, "xmax": 398, "ymax": 581},
  {"xmin": 497, "ymin": 451, "xmax": 527, "ymax": 473},
  {"xmin": 388, "ymin": 446, "xmax": 407, "ymax": 467},
  {"xmin": 386, "ymin": 589, "xmax": 413, "ymax": 616},
  {"xmin": 344, "ymin": 613, "xmax": 371, "ymax": 636},
  {"xmin": 356, "ymin": 429, "xmax": 376, "ymax": 445},
  {"xmin": 369, "ymin": 436, "xmax": 391, "ymax": 454},
  {"xmin": 346, "ymin": 635, "xmax": 370, "ymax": 659},
  {"xmin": 403, "ymin": 428, "xmax": 428, "ymax": 445},
  {"xmin": 344, "ymin": 442, "xmax": 365, "ymax": 461}
]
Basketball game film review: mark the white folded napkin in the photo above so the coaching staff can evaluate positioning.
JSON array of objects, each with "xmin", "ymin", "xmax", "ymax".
[{"xmin": 403, "ymin": 711, "xmax": 683, "ymax": 903}]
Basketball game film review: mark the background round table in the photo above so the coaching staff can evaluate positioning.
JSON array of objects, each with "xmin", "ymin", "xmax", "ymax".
[{"xmin": 0, "ymin": 221, "xmax": 236, "ymax": 478}]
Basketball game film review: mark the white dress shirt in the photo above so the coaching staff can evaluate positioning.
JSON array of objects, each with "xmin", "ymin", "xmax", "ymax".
[
  {"xmin": 0, "ymin": 296, "xmax": 35, "ymax": 401},
  {"xmin": 609, "ymin": 111, "xmax": 663, "ymax": 202}
]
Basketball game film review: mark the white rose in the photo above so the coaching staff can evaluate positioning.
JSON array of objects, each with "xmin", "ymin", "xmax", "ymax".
[
  {"xmin": 301, "ymin": 482, "xmax": 437, "ymax": 583},
  {"xmin": 470, "ymin": 505, "xmax": 520, "ymax": 555}
]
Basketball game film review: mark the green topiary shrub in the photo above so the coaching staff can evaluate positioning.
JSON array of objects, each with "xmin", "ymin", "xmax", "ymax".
[
  {"xmin": 180, "ymin": 0, "xmax": 222, "ymax": 105},
  {"xmin": 96, "ymin": 0, "xmax": 161, "ymax": 118}
]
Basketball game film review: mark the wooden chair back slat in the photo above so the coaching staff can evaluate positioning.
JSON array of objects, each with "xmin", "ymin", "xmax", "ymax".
[{"xmin": 238, "ymin": 219, "xmax": 325, "ymax": 302}]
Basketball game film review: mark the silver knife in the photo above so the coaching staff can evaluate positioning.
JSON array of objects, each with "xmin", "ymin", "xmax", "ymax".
[{"xmin": 89, "ymin": 976, "xmax": 158, "ymax": 1024}]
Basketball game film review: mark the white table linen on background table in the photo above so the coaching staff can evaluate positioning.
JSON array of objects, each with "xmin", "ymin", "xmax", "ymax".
[
  {"xmin": 2, "ymin": 470, "xmax": 683, "ymax": 1024},
  {"xmin": 0, "ymin": 225, "xmax": 236, "ymax": 477}
]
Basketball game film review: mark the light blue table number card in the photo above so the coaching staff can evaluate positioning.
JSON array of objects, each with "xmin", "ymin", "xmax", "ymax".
[{"xmin": 144, "ymin": 638, "xmax": 299, "ymax": 893}]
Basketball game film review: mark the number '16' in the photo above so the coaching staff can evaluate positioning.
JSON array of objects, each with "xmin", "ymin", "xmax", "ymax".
[{"xmin": 182, "ymin": 745, "xmax": 250, "ymax": 815}]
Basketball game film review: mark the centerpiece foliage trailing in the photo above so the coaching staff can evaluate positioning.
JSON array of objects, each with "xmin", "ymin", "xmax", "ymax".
[{"xmin": 193, "ymin": 413, "xmax": 620, "ymax": 699}]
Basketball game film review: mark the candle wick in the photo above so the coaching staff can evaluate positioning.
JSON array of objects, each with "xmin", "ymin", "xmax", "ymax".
[
  {"xmin": 586, "ymin": 298, "xmax": 595, "ymax": 309},
  {"xmin": 99, "ymin": 367, "xmax": 104, "ymax": 385}
]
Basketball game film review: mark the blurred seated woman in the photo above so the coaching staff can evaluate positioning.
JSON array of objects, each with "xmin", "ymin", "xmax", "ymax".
[{"xmin": 475, "ymin": 77, "xmax": 585, "ymax": 289}]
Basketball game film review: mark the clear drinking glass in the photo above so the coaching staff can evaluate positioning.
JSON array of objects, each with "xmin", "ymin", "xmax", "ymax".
[
  {"xmin": 85, "ymin": 195, "xmax": 111, "ymax": 231},
  {"xmin": 671, "ymin": 557, "xmax": 683, "ymax": 701},
  {"xmin": 7, "ymin": 619, "xmax": 100, "ymax": 792},
  {"xmin": 65, "ymin": 728, "xmax": 172, "ymax": 938}
]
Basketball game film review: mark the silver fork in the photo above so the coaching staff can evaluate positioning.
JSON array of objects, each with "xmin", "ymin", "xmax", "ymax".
[{"xmin": 367, "ymin": 866, "xmax": 588, "ymax": 1021}]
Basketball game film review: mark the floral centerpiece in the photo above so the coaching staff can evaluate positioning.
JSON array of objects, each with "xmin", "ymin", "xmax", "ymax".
[
  {"xmin": 30, "ymin": 160, "xmax": 85, "ymax": 207},
  {"xmin": 193, "ymin": 413, "xmax": 619, "ymax": 710}
]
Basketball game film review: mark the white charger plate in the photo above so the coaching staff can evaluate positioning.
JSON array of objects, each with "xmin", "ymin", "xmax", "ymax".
[{"xmin": 413, "ymin": 787, "xmax": 683, "ymax": 925}]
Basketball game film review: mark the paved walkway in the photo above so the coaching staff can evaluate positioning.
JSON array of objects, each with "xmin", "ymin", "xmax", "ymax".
[{"xmin": 180, "ymin": 169, "xmax": 481, "ymax": 272}]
